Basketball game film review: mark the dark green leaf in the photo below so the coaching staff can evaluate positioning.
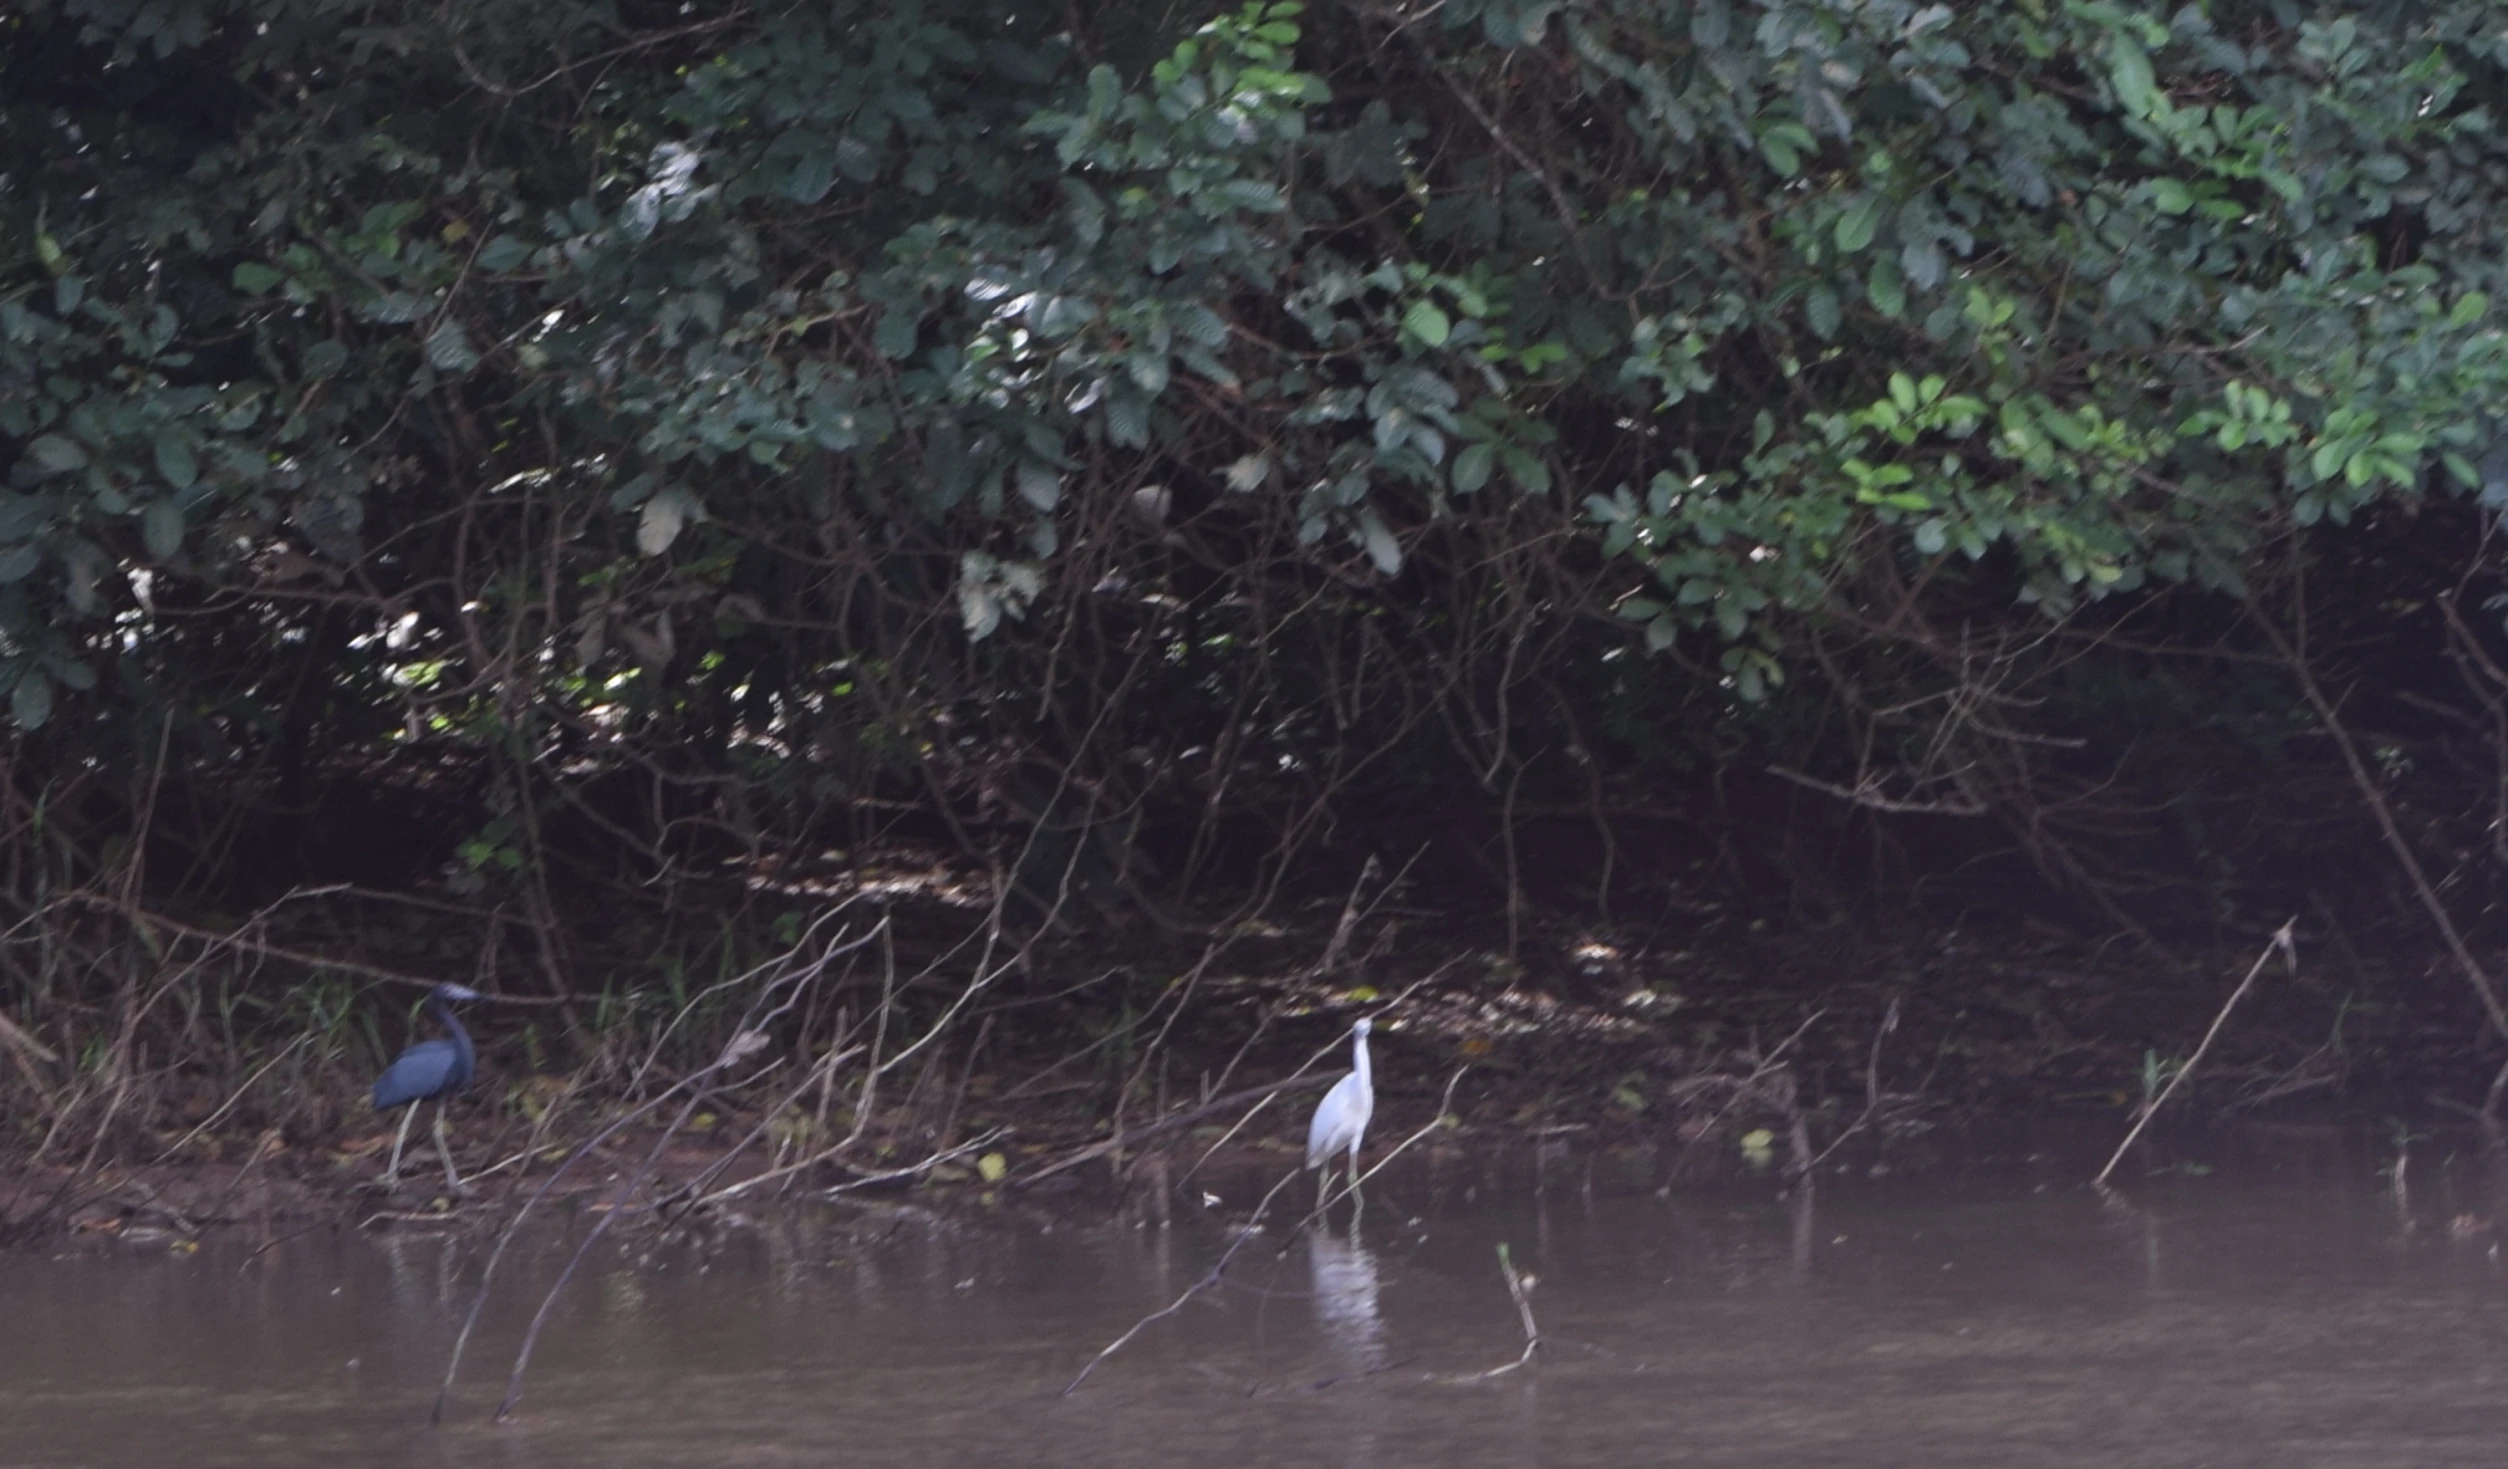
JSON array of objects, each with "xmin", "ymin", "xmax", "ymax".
[
  {"xmin": 1835, "ymin": 195, "xmax": 1882, "ymax": 253},
  {"xmin": 1805, "ymin": 284, "xmax": 1841, "ymax": 340},
  {"xmin": 1105, "ymin": 389, "xmax": 1150, "ymax": 448},
  {"xmin": 1867, "ymin": 256, "xmax": 1906, "ymax": 318},
  {"xmin": 476, "ymin": 235, "xmax": 534, "ymax": 271},
  {"xmin": 785, "ymin": 150, "xmax": 836, "ymax": 204},
  {"xmin": 27, "ymin": 436, "xmax": 87, "ymax": 475},
  {"xmin": 2109, "ymin": 34, "xmax": 2160, "ymax": 118},
  {"xmin": 1502, "ymin": 446, "xmax": 1551, "ymax": 494},
  {"xmin": 874, "ymin": 307, "xmax": 920, "ymax": 360},
  {"xmin": 1016, "ymin": 461, "xmax": 1061, "ymax": 511},
  {"xmin": 11, "ymin": 670, "xmax": 52, "ymax": 730},
  {"xmin": 154, "ymin": 430, "xmax": 197, "ymax": 491},
  {"xmin": 1210, "ymin": 180, "xmax": 1284, "ymax": 213},
  {"xmin": 142, "ymin": 500, "xmax": 185, "ymax": 561},
  {"xmin": 369, "ymin": 291, "xmax": 432, "ymax": 324},
  {"xmin": 425, "ymin": 320, "xmax": 481, "ymax": 373},
  {"xmin": 1035, "ymin": 295, "xmax": 1096, "ymax": 338}
]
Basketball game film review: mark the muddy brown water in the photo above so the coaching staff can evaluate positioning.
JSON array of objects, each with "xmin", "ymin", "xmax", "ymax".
[{"xmin": 10, "ymin": 1130, "xmax": 2508, "ymax": 1467}]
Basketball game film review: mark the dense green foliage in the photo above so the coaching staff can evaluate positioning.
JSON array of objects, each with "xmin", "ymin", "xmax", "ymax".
[{"xmin": 8, "ymin": 0, "xmax": 2508, "ymax": 941}]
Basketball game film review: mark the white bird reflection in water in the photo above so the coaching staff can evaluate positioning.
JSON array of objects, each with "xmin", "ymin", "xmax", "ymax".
[
  {"xmin": 1307, "ymin": 1226, "xmax": 1387, "ymax": 1375},
  {"xmin": 1306, "ymin": 1226, "xmax": 1389, "ymax": 1469}
]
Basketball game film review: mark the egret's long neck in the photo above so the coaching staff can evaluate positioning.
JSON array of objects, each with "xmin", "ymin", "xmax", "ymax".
[{"xmin": 1352, "ymin": 1029, "xmax": 1371, "ymax": 1088}]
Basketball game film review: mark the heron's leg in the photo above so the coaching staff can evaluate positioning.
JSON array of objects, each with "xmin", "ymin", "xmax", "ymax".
[
  {"xmin": 1347, "ymin": 1144, "xmax": 1365, "ymax": 1226},
  {"xmin": 382, "ymin": 1103, "xmax": 418, "ymax": 1185},
  {"xmin": 430, "ymin": 1102, "xmax": 467, "ymax": 1194}
]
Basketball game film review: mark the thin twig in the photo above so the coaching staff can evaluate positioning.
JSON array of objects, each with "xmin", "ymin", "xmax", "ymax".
[
  {"xmin": 150, "ymin": 1037, "xmax": 309, "ymax": 1166},
  {"xmin": 431, "ymin": 936, "xmax": 838, "ymax": 1426},
  {"xmin": 2252, "ymin": 594, "xmax": 2508, "ymax": 1041},
  {"xmin": 1797, "ymin": 996, "xmax": 1902, "ymax": 1175},
  {"xmin": 0, "ymin": 1006, "xmax": 58, "ymax": 1065},
  {"xmin": 1313, "ymin": 854, "xmax": 1384, "ymax": 975},
  {"xmin": 672, "ymin": 1044, "xmax": 870, "ymax": 1208},
  {"xmin": 1013, "ymin": 1074, "xmax": 1330, "ymax": 1190},
  {"xmin": 1682, "ymin": 1009, "xmax": 1826, "ymax": 1141},
  {"xmin": 821, "ymin": 1128, "xmax": 1008, "ymax": 1197},
  {"xmin": 2096, "ymin": 920, "xmax": 2295, "ymax": 1187},
  {"xmin": 428, "ymin": 1075, "xmax": 701, "ymax": 1424},
  {"xmin": 495, "ymin": 1035, "xmax": 782, "ymax": 1420}
]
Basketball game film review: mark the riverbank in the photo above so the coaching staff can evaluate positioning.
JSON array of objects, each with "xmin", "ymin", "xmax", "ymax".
[{"xmin": 2, "ymin": 884, "xmax": 2479, "ymax": 1245}]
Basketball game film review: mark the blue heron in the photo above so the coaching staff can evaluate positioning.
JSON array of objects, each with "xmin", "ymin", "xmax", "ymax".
[
  {"xmin": 1305, "ymin": 1017, "xmax": 1374, "ymax": 1207},
  {"xmin": 372, "ymin": 982, "xmax": 483, "ymax": 1191}
]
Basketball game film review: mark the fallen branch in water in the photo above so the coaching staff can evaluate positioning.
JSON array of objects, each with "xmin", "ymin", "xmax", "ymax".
[
  {"xmin": 1061, "ymin": 1166, "xmax": 1303, "ymax": 1397},
  {"xmin": 1474, "ymin": 1242, "xmax": 1540, "ymax": 1379},
  {"xmin": 2095, "ymin": 919, "xmax": 2295, "ymax": 1188}
]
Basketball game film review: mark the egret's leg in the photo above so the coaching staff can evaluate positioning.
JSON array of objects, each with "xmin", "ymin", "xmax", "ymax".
[
  {"xmin": 430, "ymin": 1103, "xmax": 466, "ymax": 1194},
  {"xmin": 1347, "ymin": 1143, "xmax": 1365, "ymax": 1226},
  {"xmin": 383, "ymin": 1103, "xmax": 418, "ymax": 1185}
]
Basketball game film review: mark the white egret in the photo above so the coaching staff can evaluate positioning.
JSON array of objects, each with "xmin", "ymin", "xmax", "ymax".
[{"xmin": 1305, "ymin": 1017, "xmax": 1374, "ymax": 1207}]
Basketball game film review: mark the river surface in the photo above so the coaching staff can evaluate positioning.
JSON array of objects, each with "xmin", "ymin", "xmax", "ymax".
[{"xmin": 10, "ymin": 1128, "xmax": 2508, "ymax": 1466}]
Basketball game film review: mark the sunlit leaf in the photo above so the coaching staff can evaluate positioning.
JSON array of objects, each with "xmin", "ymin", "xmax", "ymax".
[
  {"xmin": 637, "ymin": 486, "xmax": 702, "ymax": 556},
  {"xmin": 1224, "ymin": 454, "xmax": 1269, "ymax": 492},
  {"xmin": 1402, "ymin": 300, "xmax": 1451, "ymax": 348},
  {"xmin": 1358, "ymin": 508, "xmax": 1402, "ymax": 574}
]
